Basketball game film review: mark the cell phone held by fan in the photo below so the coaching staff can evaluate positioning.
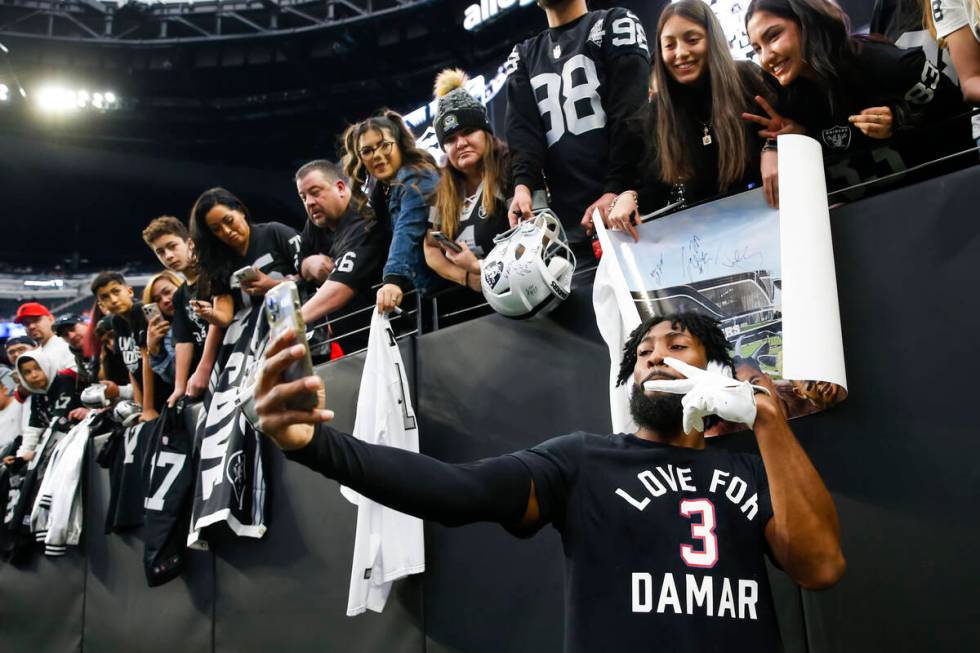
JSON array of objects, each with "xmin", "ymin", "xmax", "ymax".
[
  {"xmin": 233, "ymin": 265, "xmax": 259, "ymax": 286},
  {"xmin": 142, "ymin": 302, "xmax": 163, "ymax": 323},
  {"xmin": 264, "ymin": 280, "xmax": 317, "ymax": 411},
  {"xmin": 430, "ymin": 231, "xmax": 462, "ymax": 253}
]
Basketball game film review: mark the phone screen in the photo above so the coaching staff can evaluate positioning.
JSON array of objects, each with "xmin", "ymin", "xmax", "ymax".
[{"xmin": 264, "ymin": 281, "xmax": 317, "ymax": 411}]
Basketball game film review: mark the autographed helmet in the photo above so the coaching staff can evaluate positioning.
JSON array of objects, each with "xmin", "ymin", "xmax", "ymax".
[{"xmin": 480, "ymin": 209, "xmax": 576, "ymax": 319}]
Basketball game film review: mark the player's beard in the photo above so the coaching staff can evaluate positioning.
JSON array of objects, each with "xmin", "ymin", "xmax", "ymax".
[{"xmin": 629, "ymin": 384, "xmax": 684, "ymax": 436}]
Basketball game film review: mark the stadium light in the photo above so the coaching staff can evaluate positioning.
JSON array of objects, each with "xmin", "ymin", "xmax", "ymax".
[
  {"xmin": 35, "ymin": 83, "xmax": 119, "ymax": 114},
  {"xmin": 0, "ymin": 84, "xmax": 9, "ymax": 102}
]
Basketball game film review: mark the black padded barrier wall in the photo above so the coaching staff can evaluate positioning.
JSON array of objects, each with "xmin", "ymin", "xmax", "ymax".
[{"xmin": 2, "ymin": 165, "xmax": 979, "ymax": 651}]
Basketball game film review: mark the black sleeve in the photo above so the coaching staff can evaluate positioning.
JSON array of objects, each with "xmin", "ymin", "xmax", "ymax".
[
  {"xmin": 284, "ymin": 424, "xmax": 534, "ymax": 529},
  {"xmin": 327, "ymin": 223, "xmax": 386, "ymax": 294},
  {"xmin": 170, "ymin": 284, "xmax": 192, "ymax": 345},
  {"xmin": 506, "ymin": 432, "xmax": 583, "ymax": 535},
  {"xmin": 271, "ymin": 222, "xmax": 303, "ymax": 275},
  {"xmin": 504, "ymin": 43, "xmax": 548, "ymax": 192},
  {"xmin": 298, "ymin": 221, "xmax": 318, "ymax": 262},
  {"xmin": 601, "ymin": 8, "xmax": 652, "ymax": 195}
]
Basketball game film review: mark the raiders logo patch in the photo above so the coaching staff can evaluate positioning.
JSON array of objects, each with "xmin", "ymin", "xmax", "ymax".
[
  {"xmin": 484, "ymin": 260, "xmax": 504, "ymax": 289},
  {"xmin": 822, "ymin": 125, "xmax": 852, "ymax": 150},
  {"xmin": 442, "ymin": 113, "xmax": 459, "ymax": 132},
  {"xmin": 552, "ymin": 44, "xmax": 562, "ymax": 59},
  {"xmin": 226, "ymin": 450, "xmax": 246, "ymax": 509}
]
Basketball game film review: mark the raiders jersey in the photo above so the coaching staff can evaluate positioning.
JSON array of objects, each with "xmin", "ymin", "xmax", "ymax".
[
  {"xmin": 505, "ymin": 8, "xmax": 650, "ymax": 244},
  {"xmin": 775, "ymin": 39, "xmax": 973, "ymax": 188},
  {"xmin": 112, "ymin": 303, "xmax": 147, "ymax": 388},
  {"xmin": 143, "ymin": 404, "xmax": 194, "ymax": 587},
  {"xmin": 171, "ymin": 281, "xmax": 209, "ymax": 373},
  {"xmin": 428, "ymin": 182, "xmax": 510, "ymax": 259},
  {"xmin": 299, "ymin": 206, "xmax": 387, "ymax": 297},
  {"xmin": 509, "ymin": 432, "xmax": 780, "ymax": 653},
  {"xmin": 100, "ymin": 421, "xmax": 153, "ymax": 533},
  {"xmin": 228, "ymin": 222, "xmax": 302, "ymax": 311},
  {"xmin": 26, "ymin": 373, "xmax": 80, "ymax": 434}
]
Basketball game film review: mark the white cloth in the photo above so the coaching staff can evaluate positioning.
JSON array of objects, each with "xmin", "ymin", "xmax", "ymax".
[
  {"xmin": 41, "ymin": 336, "xmax": 77, "ymax": 373},
  {"xmin": 31, "ymin": 415, "xmax": 91, "ymax": 555},
  {"xmin": 0, "ymin": 398, "xmax": 22, "ymax": 448},
  {"xmin": 340, "ymin": 311, "xmax": 425, "ymax": 616},
  {"xmin": 592, "ymin": 256, "xmax": 638, "ymax": 435},
  {"xmin": 932, "ymin": 0, "xmax": 980, "ymax": 41}
]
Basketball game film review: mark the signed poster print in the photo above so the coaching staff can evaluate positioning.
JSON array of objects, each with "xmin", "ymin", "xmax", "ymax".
[{"xmin": 594, "ymin": 135, "xmax": 848, "ymax": 434}]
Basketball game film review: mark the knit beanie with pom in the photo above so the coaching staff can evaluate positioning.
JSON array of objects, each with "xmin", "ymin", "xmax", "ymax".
[{"xmin": 433, "ymin": 68, "xmax": 492, "ymax": 148}]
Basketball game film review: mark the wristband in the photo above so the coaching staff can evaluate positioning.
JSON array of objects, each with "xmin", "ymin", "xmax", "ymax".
[{"xmin": 762, "ymin": 138, "xmax": 778, "ymax": 152}]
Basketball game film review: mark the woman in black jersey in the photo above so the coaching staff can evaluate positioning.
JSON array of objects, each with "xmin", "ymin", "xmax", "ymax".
[
  {"xmin": 745, "ymin": 0, "xmax": 974, "ymax": 171},
  {"xmin": 606, "ymin": 0, "xmax": 785, "ymax": 238},
  {"xmin": 424, "ymin": 68, "xmax": 512, "ymax": 293},
  {"xmin": 189, "ymin": 187, "xmax": 302, "ymax": 327}
]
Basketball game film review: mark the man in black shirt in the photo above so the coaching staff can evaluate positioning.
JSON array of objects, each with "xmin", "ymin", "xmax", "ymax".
[
  {"xmin": 251, "ymin": 312, "xmax": 845, "ymax": 652},
  {"xmin": 295, "ymin": 160, "xmax": 387, "ymax": 338},
  {"xmin": 505, "ymin": 0, "xmax": 650, "ymax": 255}
]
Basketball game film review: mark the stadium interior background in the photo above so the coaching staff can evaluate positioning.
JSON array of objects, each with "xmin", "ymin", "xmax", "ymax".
[{"xmin": 3, "ymin": 1, "xmax": 979, "ymax": 652}]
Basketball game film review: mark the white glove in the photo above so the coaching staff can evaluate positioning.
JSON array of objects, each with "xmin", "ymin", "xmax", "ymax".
[{"xmin": 643, "ymin": 357, "xmax": 770, "ymax": 433}]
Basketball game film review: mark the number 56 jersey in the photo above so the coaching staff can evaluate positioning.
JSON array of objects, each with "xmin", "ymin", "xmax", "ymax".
[
  {"xmin": 505, "ymin": 9, "xmax": 650, "ymax": 245},
  {"xmin": 509, "ymin": 432, "xmax": 782, "ymax": 653}
]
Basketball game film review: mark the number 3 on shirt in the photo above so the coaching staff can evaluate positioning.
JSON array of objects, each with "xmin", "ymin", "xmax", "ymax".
[
  {"xmin": 679, "ymin": 498, "xmax": 719, "ymax": 568},
  {"xmin": 531, "ymin": 54, "xmax": 607, "ymax": 146}
]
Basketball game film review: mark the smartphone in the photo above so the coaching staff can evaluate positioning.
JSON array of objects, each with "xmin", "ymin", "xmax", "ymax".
[
  {"xmin": 264, "ymin": 280, "xmax": 317, "ymax": 411},
  {"xmin": 233, "ymin": 265, "xmax": 259, "ymax": 285},
  {"xmin": 142, "ymin": 302, "xmax": 162, "ymax": 323},
  {"xmin": 0, "ymin": 368, "xmax": 16, "ymax": 393},
  {"xmin": 431, "ymin": 231, "xmax": 462, "ymax": 253}
]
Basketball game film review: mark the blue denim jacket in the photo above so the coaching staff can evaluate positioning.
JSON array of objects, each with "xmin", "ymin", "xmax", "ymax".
[{"xmin": 379, "ymin": 165, "xmax": 441, "ymax": 296}]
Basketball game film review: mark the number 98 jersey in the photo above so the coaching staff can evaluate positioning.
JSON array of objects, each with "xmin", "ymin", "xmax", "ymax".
[{"xmin": 505, "ymin": 8, "xmax": 650, "ymax": 244}]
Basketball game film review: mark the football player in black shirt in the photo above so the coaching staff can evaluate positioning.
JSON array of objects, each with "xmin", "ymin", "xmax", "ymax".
[
  {"xmin": 142, "ymin": 216, "xmax": 218, "ymax": 405},
  {"xmin": 252, "ymin": 312, "xmax": 844, "ymax": 653},
  {"xmin": 294, "ymin": 160, "xmax": 387, "ymax": 326},
  {"xmin": 189, "ymin": 187, "xmax": 303, "ymax": 326},
  {"xmin": 504, "ymin": 0, "xmax": 650, "ymax": 255}
]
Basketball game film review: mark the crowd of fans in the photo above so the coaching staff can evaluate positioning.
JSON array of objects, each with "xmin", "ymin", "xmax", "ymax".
[{"xmin": 0, "ymin": 0, "xmax": 977, "ymax": 460}]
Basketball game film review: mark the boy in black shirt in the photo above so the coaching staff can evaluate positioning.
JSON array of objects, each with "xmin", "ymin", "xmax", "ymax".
[
  {"xmin": 142, "ymin": 216, "xmax": 218, "ymax": 403},
  {"xmin": 252, "ymin": 312, "xmax": 845, "ymax": 652},
  {"xmin": 91, "ymin": 272, "xmax": 145, "ymax": 405},
  {"xmin": 295, "ymin": 160, "xmax": 387, "ymax": 336},
  {"xmin": 6, "ymin": 350, "xmax": 81, "ymax": 463},
  {"xmin": 505, "ymin": 0, "xmax": 650, "ymax": 253}
]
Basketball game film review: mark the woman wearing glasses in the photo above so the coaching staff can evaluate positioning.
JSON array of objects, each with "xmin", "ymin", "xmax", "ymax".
[
  {"xmin": 604, "ymin": 0, "xmax": 785, "ymax": 240},
  {"xmin": 342, "ymin": 110, "xmax": 441, "ymax": 313}
]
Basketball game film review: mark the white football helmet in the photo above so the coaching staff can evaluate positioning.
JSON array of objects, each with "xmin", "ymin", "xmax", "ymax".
[{"xmin": 480, "ymin": 209, "xmax": 576, "ymax": 319}]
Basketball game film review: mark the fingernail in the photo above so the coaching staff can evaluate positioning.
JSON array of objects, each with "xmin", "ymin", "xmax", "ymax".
[
  {"xmin": 304, "ymin": 376, "xmax": 319, "ymax": 388},
  {"xmin": 291, "ymin": 344, "xmax": 304, "ymax": 356},
  {"xmin": 319, "ymin": 410, "xmax": 334, "ymax": 420}
]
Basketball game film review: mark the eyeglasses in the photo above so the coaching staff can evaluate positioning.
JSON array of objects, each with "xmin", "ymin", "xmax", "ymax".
[{"xmin": 358, "ymin": 139, "xmax": 395, "ymax": 160}]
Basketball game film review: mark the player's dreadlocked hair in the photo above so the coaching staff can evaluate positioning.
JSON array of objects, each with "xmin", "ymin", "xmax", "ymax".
[{"xmin": 616, "ymin": 313, "xmax": 733, "ymax": 387}]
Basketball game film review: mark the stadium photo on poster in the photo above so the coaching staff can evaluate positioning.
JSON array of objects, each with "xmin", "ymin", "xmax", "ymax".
[{"xmin": 594, "ymin": 136, "xmax": 849, "ymax": 432}]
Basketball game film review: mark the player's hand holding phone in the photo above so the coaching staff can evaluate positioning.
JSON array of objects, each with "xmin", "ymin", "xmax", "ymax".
[{"xmin": 254, "ymin": 328, "xmax": 333, "ymax": 451}]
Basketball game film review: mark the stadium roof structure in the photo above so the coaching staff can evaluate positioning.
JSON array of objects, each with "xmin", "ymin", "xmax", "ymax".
[{"xmin": 0, "ymin": 0, "xmax": 429, "ymax": 44}]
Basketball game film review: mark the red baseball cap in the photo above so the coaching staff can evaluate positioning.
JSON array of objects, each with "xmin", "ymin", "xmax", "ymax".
[{"xmin": 14, "ymin": 302, "xmax": 53, "ymax": 324}]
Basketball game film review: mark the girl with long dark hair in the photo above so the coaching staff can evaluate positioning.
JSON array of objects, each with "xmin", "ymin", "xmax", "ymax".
[
  {"xmin": 188, "ymin": 187, "xmax": 301, "ymax": 327},
  {"xmin": 605, "ymin": 0, "xmax": 786, "ymax": 237},
  {"xmin": 424, "ymin": 69, "xmax": 512, "ymax": 292},
  {"xmin": 744, "ymin": 0, "xmax": 974, "ymax": 166},
  {"xmin": 341, "ymin": 110, "xmax": 440, "ymax": 313}
]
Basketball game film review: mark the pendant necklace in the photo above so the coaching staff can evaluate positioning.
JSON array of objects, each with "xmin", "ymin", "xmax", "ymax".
[{"xmin": 701, "ymin": 121, "xmax": 713, "ymax": 146}]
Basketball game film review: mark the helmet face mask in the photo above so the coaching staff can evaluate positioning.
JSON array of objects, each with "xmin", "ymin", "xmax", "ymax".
[{"xmin": 481, "ymin": 210, "xmax": 576, "ymax": 319}]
